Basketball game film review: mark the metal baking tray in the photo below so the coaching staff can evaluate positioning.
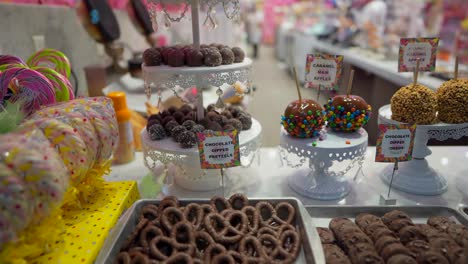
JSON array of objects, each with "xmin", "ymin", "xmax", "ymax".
[{"xmin": 96, "ymin": 198, "xmax": 322, "ymax": 264}]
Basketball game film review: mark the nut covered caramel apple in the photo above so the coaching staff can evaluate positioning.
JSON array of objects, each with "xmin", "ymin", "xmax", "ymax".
[
  {"xmin": 324, "ymin": 95, "xmax": 372, "ymax": 132},
  {"xmin": 391, "ymin": 84, "xmax": 437, "ymax": 124},
  {"xmin": 282, "ymin": 99, "xmax": 324, "ymax": 138},
  {"xmin": 436, "ymin": 79, "xmax": 468, "ymax": 124}
]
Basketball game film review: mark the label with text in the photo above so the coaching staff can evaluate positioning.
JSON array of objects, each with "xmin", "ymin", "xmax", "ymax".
[
  {"xmin": 305, "ymin": 54, "xmax": 343, "ymax": 90},
  {"xmin": 398, "ymin": 37, "xmax": 439, "ymax": 72},
  {"xmin": 197, "ymin": 130, "xmax": 240, "ymax": 169},
  {"xmin": 375, "ymin": 124, "xmax": 416, "ymax": 162}
]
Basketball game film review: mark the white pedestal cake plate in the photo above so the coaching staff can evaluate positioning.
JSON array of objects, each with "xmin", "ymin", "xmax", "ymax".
[
  {"xmin": 280, "ymin": 127, "xmax": 368, "ymax": 200},
  {"xmin": 378, "ymin": 104, "xmax": 468, "ymax": 195},
  {"xmin": 142, "ymin": 119, "xmax": 262, "ymax": 191}
]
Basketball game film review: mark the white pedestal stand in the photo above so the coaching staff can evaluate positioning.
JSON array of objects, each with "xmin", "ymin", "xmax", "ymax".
[
  {"xmin": 378, "ymin": 105, "xmax": 468, "ymax": 195},
  {"xmin": 279, "ymin": 128, "xmax": 368, "ymax": 200},
  {"xmin": 142, "ymin": 119, "xmax": 262, "ymax": 191}
]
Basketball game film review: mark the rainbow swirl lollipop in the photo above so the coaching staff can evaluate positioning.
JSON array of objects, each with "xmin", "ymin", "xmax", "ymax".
[
  {"xmin": 0, "ymin": 55, "xmax": 25, "ymax": 67},
  {"xmin": 27, "ymin": 49, "xmax": 71, "ymax": 79},
  {"xmin": 0, "ymin": 67, "xmax": 56, "ymax": 115},
  {"xmin": 32, "ymin": 67, "xmax": 72, "ymax": 102}
]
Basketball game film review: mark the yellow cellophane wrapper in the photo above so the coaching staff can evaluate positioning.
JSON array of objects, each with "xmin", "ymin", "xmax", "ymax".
[
  {"xmin": 0, "ymin": 209, "xmax": 64, "ymax": 264},
  {"xmin": 0, "ymin": 181, "xmax": 139, "ymax": 264}
]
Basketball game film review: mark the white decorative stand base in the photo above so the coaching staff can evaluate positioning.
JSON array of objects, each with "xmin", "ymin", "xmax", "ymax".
[
  {"xmin": 142, "ymin": 119, "xmax": 262, "ymax": 191},
  {"xmin": 379, "ymin": 105, "xmax": 468, "ymax": 195},
  {"xmin": 280, "ymin": 127, "xmax": 368, "ymax": 200}
]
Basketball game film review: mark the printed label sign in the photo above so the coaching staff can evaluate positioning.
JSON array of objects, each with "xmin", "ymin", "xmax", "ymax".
[
  {"xmin": 398, "ymin": 38, "xmax": 439, "ymax": 72},
  {"xmin": 197, "ymin": 130, "xmax": 240, "ymax": 169},
  {"xmin": 305, "ymin": 54, "xmax": 344, "ymax": 90},
  {"xmin": 375, "ymin": 124, "xmax": 416, "ymax": 163}
]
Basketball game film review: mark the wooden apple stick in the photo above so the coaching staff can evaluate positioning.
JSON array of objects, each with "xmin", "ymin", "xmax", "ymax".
[
  {"xmin": 454, "ymin": 56, "xmax": 459, "ymax": 80},
  {"xmin": 317, "ymin": 85, "xmax": 321, "ymax": 101},
  {"xmin": 293, "ymin": 67, "xmax": 302, "ymax": 102},
  {"xmin": 413, "ymin": 58, "xmax": 420, "ymax": 86},
  {"xmin": 346, "ymin": 69, "xmax": 355, "ymax": 97}
]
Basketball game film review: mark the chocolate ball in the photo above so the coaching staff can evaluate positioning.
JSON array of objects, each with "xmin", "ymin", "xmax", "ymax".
[
  {"xmin": 162, "ymin": 116, "xmax": 176, "ymax": 125},
  {"xmin": 198, "ymin": 118, "xmax": 211, "ymax": 129},
  {"xmin": 148, "ymin": 113, "xmax": 162, "ymax": 123},
  {"xmin": 223, "ymin": 125, "xmax": 235, "ymax": 131},
  {"xmin": 237, "ymin": 114, "xmax": 252, "ymax": 130},
  {"xmin": 143, "ymin": 47, "xmax": 162, "ymax": 66},
  {"xmin": 221, "ymin": 110, "xmax": 233, "ymax": 119},
  {"xmin": 228, "ymin": 119, "xmax": 243, "ymax": 131},
  {"xmin": 182, "ymin": 120, "xmax": 197, "ymax": 130},
  {"xmin": 168, "ymin": 106, "xmax": 178, "ymax": 114},
  {"xmin": 204, "ymin": 48, "xmax": 222, "ymax": 67},
  {"xmin": 207, "ymin": 122, "xmax": 222, "ymax": 131},
  {"xmin": 324, "ymin": 95, "xmax": 372, "ymax": 132},
  {"xmin": 148, "ymin": 124, "xmax": 166, "ymax": 140},
  {"xmin": 178, "ymin": 131, "xmax": 197, "ymax": 148},
  {"xmin": 171, "ymin": 125, "xmax": 187, "ymax": 142},
  {"xmin": 219, "ymin": 47, "xmax": 235, "ymax": 65},
  {"xmin": 180, "ymin": 104, "xmax": 193, "ymax": 115},
  {"xmin": 173, "ymin": 111, "xmax": 185, "ymax": 123},
  {"xmin": 190, "ymin": 124, "xmax": 205, "ymax": 134},
  {"xmin": 206, "ymin": 112, "xmax": 222, "ymax": 123},
  {"xmin": 391, "ymin": 84, "xmax": 437, "ymax": 124},
  {"xmin": 164, "ymin": 120, "xmax": 179, "ymax": 136},
  {"xmin": 146, "ymin": 118, "xmax": 161, "ymax": 129},
  {"xmin": 168, "ymin": 49, "xmax": 185, "ymax": 67},
  {"xmin": 231, "ymin": 47, "xmax": 245, "ymax": 63},
  {"xmin": 161, "ymin": 47, "xmax": 174, "ymax": 64},
  {"xmin": 283, "ymin": 99, "xmax": 323, "ymax": 138},
  {"xmin": 186, "ymin": 49, "xmax": 204, "ymax": 67}
]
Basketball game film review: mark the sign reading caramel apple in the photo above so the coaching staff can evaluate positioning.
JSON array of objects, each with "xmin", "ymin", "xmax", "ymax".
[
  {"xmin": 197, "ymin": 130, "xmax": 240, "ymax": 169},
  {"xmin": 375, "ymin": 124, "xmax": 416, "ymax": 162},
  {"xmin": 398, "ymin": 37, "xmax": 439, "ymax": 72},
  {"xmin": 305, "ymin": 54, "xmax": 343, "ymax": 90}
]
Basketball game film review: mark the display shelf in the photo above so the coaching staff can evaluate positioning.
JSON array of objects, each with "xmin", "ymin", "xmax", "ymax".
[
  {"xmin": 142, "ymin": 119, "xmax": 262, "ymax": 191},
  {"xmin": 280, "ymin": 127, "xmax": 368, "ymax": 200},
  {"xmin": 378, "ymin": 105, "xmax": 468, "ymax": 195},
  {"xmin": 31, "ymin": 181, "xmax": 139, "ymax": 264}
]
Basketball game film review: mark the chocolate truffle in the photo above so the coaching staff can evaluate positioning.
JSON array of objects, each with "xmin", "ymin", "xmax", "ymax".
[
  {"xmin": 182, "ymin": 120, "xmax": 197, "ymax": 131},
  {"xmin": 178, "ymin": 131, "xmax": 197, "ymax": 148},
  {"xmin": 207, "ymin": 122, "xmax": 222, "ymax": 131},
  {"xmin": 231, "ymin": 47, "xmax": 245, "ymax": 63},
  {"xmin": 238, "ymin": 114, "xmax": 252, "ymax": 130},
  {"xmin": 190, "ymin": 124, "xmax": 205, "ymax": 134},
  {"xmin": 398, "ymin": 225, "xmax": 426, "ymax": 244},
  {"xmin": 391, "ymin": 84, "xmax": 437, "ymax": 124},
  {"xmin": 198, "ymin": 118, "xmax": 211, "ymax": 129},
  {"xmin": 162, "ymin": 116, "xmax": 176, "ymax": 126},
  {"xmin": 228, "ymin": 119, "xmax": 243, "ymax": 132},
  {"xmin": 148, "ymin": 113, "xmax": 162, "ymax": 123},
  {"xmin": 219, "ymin": 47, "xmax": 235, "ymax": 65},
  {"xmin": 161, "ymin": 47, "xmax": 174, "ymax": 64},
  {"xmin": 143, "ymin": 47, "xmax": 162, "ymax": 66},
  {"xmin": 220, "ymin": 116, "xmax": 230, "ymax": 126},
  {"xmin": 382, "ymin": 211, "xmax": 411, "ymax": 226},
  {"xmin": 173, "ymin": 111, "xmax": 185, "ymax": 123},
  {"xmin": 228, "ymin": 106, "xmax": 241, "ymax": 117},
  {"xmin": 204, "ymin": 48, "xmax": 222, "ymax": 67},
  {"xmin": 180, "ymin": 104, "xmax": 193, "ymax": 114},
  {"xmin": 148, "ymin": 123, "xmax": 166, "ymax": 140},
  {"xmin": 416, "ymin": 251, "xmax": 449, "ymax": 264},
  {"xmin": 282, "ymin": 99, "xmax": 324, "ymax": 138},
  {"xmin": 168, "ymin": 106, "xmax": 178, "ymax": 114},
  {"xmin": 171, "ymin": 125, "xmax": 187, "ymax": 142},
  {"xmin": 323, "ymin": 95, "xmax": 372, "ymax": 132},
  {"xmin": 386, "ymin": 254, "xmax": 417, "ymax": 264},
  {"xmin": 221, "ymin": 110, "xmax": 233, "ymax": 119},
  {"xmin": 147, "ymin": 118, "xmax": 161, "ymax": 129},
  {"xmin": 167, "ymin": 49, "xmax": 185, "ymax": 67},
  {"xmin": 427, "ymin": 216, "xmax": 456, "ymax": 232},
  {"xmin": 406, "ymin": 240, "xmax": 431, "ymax": 256},
  {"xmin": 436, "ymin": 79, "xmax": 468, "ymax": 124},
  {"xmin": 317, "ymin": 227, "xmax": 335, "ymax": 244},
  {"xmin": 186, "ymin": 49, "xmax": 204, "ymax": 67},
  {"xmin": 164, "ymin": 120, "xmax": 179, "ymax": 136},
  {"xmin": 223, "ymin": 125, "xmax": 235, "ymax": 131}
]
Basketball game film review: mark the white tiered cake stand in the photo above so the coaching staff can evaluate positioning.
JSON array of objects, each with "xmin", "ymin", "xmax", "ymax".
[
  {"xmin": 279, "ymin": 128, "xmax": 368, "ymax": 200},
  {"xmin": 378, "ymin": 104, "xmax": 468, "ymax": 195},
  {"xmin": 142, "ymin": 119, "xmax": 262, "ymax": 191}
]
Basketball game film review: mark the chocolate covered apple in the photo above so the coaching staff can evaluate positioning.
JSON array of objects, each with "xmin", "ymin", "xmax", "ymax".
[
  {"xmin": 323, "ymin": 95, "xmax": 372, "ymax": 132},
  {"xmin": 282, "ymin": 99, "xmax": 324, "ymax": 138}
]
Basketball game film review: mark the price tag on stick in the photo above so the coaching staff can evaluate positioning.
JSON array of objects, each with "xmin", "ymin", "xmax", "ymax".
[
  {"xmin": 398, "ymin": 37, "xmax": 439, "ymax": 72},
  {"xmin": 305, "ymin": 54, "xmax": 344, "ymax": 90},
  {"xmin": 197, "ymin": 130, "xmax": 241, "ymax": 196},
  {"xmin": 375, "ymin": 124, "xmax": 416, "ymax": 204}
]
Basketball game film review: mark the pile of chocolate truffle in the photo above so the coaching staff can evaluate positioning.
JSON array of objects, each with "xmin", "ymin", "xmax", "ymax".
[
  {"xmin": 146, "ymin": 104, "xmax": 253, "ymax": 148},
  {"xmin": 143, "ymin": 44, "xmax": 245, "ymax": 67},
  {"xmin": 318, "ymin": 210, "xmax": 467, "ymax": 264}
]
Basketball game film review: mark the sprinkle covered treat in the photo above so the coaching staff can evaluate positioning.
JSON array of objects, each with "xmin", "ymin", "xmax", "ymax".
[
  {"xmin": 323, "ymin": 95, "xmax": 372, "ymax": 132},
  {"xmin": 282, "ymin": 99, "xmax": 324, "ymax": 138}
]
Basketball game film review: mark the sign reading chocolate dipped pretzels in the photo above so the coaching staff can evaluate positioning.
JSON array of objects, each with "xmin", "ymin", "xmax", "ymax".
[
  {"xmin": 305, "ymin": 54, "xmax": 344, "ymax": 90},
  {"xmin": 398, "ymin": 37, "xmax": 439, "ymax": 72},
  {"xmin": 375, "ymin": 124, "xmax": 416, "ymax": 162},
  {"xmin": 197, "ymin": 130, "xmax": 240, "ymax": 169}
]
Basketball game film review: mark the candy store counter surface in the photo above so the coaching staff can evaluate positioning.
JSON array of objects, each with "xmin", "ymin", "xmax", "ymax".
[{"xmin": 106, "ymin": 146, "xmax": 468, "ymax": 208}]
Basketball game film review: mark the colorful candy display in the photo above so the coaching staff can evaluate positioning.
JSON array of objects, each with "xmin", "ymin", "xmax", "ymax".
[
  {"xmin": 282, "ymin": 99, "xmax": 324, "ymax": 138},
  {"xmin": 33, "ymin": 67, "xmax": 73, "ymax": 101},
  {"xmin": 323, "ymin": 95, "xmax": 372, "ymax": 132},
  {"xmin": 27, "ymin": 49, "xmax": 71, "ymax": 78}
]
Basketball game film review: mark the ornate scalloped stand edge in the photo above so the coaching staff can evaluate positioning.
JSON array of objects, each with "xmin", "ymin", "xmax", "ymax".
[
  {"xmin": 378, "ymin": 104, "xmax": 468, "ymax": 195},
  {"xmin": 279, "ymin": 127, "xmax": 368, "ymax": 200}
]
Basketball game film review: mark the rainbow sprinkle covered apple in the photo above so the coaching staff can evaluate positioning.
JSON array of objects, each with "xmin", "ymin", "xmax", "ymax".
[
  {"xmin": 323, "ymin": 95, "xmax": 372, "ymax": 132},
  {"xmin": 282, "ymin": 99, "xmax": 324, "ymax": 138}
]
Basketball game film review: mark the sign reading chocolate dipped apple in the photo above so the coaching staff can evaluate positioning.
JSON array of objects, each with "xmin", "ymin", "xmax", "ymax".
[
  {"xmin": 398, "ymin": 37, "xmax": 439, "ymax": 72},
  {"xmin": 196, "ymin": 130, "xmax": 240, "ymax": 169},
  {"xmin": 375, "ymin": 124, "xmax": 416, "ymax": 162},
  {"xmin": 305, "ymin": 54, "xmax": 343, "ymax": 90}
]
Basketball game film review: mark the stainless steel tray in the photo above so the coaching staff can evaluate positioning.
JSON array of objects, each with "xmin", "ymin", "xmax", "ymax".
[{"xmin": 96, "ymin": 198, "xmax": 322, "ymax": 264}]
